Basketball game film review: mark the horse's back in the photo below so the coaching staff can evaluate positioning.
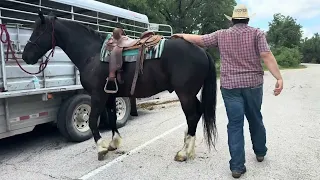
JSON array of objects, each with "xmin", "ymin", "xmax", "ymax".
[{"xmin": 162, "ymin": 38, "xmax": 208, "ymax": 63}]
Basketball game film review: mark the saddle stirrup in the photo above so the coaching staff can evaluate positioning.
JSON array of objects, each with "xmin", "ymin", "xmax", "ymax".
[{"xmin": 104, "ymin": 77, "xmax": 118, "ymax": 94}]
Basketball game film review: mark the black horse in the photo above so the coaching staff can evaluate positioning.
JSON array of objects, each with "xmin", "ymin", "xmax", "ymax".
[{"xmin": 22, "ymin": 12, "xmax": 218, "ymax": 161}]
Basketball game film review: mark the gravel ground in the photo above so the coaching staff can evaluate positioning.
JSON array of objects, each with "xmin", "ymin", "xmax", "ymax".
[{"xmin": 0, "ymin": 63, "xmax": 319, "ymax": 180}]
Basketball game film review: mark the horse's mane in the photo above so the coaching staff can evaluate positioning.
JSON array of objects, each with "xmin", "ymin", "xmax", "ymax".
[
  {"xmin": 62, "ymin": 19, "xmax": 108, "ymax": 41},
  {"xmin": 34, "ymin": 15, "xmax": 108, "ymax": 41},
  {"xmin": 74, "ymin": 21, "xmax": 108, "ymax": 40}
]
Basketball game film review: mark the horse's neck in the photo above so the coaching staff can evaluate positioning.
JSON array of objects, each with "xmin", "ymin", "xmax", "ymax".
[{"xmin": 55, "ymin": 21, "xmax": 103, "ymax": 71}]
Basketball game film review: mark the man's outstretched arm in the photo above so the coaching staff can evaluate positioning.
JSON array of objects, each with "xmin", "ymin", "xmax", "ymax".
[
  {"xmin": 172, "ymin": 31, "xmax": 219, "ymax": 48},
  {"xmin": 172, "ymin": 34, "xmax": 205, "ymax": 47}
]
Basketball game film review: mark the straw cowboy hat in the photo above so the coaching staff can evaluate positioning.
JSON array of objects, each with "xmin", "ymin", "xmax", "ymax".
[{"xmin": 224, "ymin": 4, "xmax": 256, "ymax": 21}]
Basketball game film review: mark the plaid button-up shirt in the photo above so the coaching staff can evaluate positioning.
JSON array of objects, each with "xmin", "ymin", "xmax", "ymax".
[{"xmin": 201, "ymin": 24, "xmax": 270, "ymax": 89}]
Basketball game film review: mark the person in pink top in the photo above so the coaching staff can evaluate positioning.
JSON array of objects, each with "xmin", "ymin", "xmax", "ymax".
[{"xmin": 172, "ymin": 4, "xmax": 283, "ymax": 178}]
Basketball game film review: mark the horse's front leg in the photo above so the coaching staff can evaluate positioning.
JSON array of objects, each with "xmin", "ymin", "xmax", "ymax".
[
  {"xmin": 89, "ymin": 94, "xmax": 108, "ymax": 161},
  {"xmin": 107, "ymin": 95, "xmax": 122, "ymax": 151}
]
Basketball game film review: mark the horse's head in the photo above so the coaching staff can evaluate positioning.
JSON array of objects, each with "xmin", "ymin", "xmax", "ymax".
[{"xmin": 22, "ymin": 11, "xmax": 57, "ymax": 65}]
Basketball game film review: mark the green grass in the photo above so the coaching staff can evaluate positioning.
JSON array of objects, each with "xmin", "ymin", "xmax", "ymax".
[
  {"xmin": 262, "ymin": 64, "xmax": 307, "ymax": 71},
  {"xmin": 215, "ymin": 63, "xmax": 306, "ymax": 79},
  {"xmin": 279, "ymin": 64, "xmax": 307, "ymax": 70}
]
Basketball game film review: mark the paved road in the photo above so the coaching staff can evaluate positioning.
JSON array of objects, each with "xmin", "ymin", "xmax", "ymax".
[{"xmin": 0, "ymin": 64, "xmax": 319, "ymax": 180}]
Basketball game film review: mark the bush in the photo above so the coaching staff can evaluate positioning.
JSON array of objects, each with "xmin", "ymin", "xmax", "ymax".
[
  {"xmin": 272, "ymin": 46, "xmax": 302, "ymax": 67},
  {"xmin": 215, "ymin": 60, "xmax": 221, "ymax": 74},
  {"xmin": 300, "ymin": 33, "xmax": 320, "ymax": 64}
]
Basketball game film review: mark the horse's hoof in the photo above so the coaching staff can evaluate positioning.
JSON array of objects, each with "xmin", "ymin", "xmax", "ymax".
[
  {"xmin": 97, "ymin": 138, "xmax": 109, "ymax": 160},
  {"xmin": 108, "ymin": 134, "xmax": 122, "ymax": 151},
  {"xmin": 97, "ymin": 149, "xmax": 108, "ymax": 161},
  {"xmin": 174, "ymin": 151, "xmax": 187, "ymax": 162},
  {"xmin": 108, "ymin": 145, "xmax": 117, "ymax": 151},
  {"xmin": 187, "ymin": 151, "xmax": 195, "ymax": 160},
  {"xmin": 130, "ymin": 112, "xmax": 138, "ymax": 116}
]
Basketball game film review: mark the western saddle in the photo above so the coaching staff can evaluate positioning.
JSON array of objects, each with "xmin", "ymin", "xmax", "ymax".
[{"xmin": 104, "ymin": 28, "xmax": 163, "ymax": 94}]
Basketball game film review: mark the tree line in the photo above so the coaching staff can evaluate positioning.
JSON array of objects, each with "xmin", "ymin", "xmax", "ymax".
[
  {"xmin": 267, "ymin": 13, "xmax": 320, "ymax": 67},
  {"xmin": 98, "ymin": 0, "xmax": 319, "ymax": 67}
]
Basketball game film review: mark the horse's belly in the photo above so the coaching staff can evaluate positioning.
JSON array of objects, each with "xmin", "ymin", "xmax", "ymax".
[{"xmin": 118, "ymin": 60, "xmax": 170, "ymax": 98}]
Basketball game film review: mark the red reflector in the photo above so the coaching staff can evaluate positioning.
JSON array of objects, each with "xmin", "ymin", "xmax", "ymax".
[
  {"xmin": 20, "ymin": 115, "xmax": 29, "ymax": 121},
  {"xmin": 39, "ymin": 112, "xmax": 48, "ymax": 116}
]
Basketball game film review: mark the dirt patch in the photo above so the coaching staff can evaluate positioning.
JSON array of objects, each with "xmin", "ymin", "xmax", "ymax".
[{"xmin": 137, "ymin": 99, "xmax": 180, "ymax": 110}]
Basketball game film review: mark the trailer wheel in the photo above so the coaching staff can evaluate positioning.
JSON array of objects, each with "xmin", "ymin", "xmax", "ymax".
[
  {"xmin": 57, "ymin": 97, "xmax": 72, "ymax": 140},
  {"xmin": 57, "ymin": 94, "xmax": 92, "ymax": 142},
  {"xmin": 115, "ymin": 97, "xmax": 131, "ymax": 128}
]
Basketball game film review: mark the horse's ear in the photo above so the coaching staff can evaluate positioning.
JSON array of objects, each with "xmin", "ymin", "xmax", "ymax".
[{"xmin": 38, "ymin": 10, "xmax": 45, "ymax": 24}]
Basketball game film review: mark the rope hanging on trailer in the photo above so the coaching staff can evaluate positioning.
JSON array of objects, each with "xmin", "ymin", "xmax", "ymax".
[{"xmin": 0, "ymin": 22, "xmax": 56, "ymax": 75}]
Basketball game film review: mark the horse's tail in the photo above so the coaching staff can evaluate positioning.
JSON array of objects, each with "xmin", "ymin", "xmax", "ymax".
[{"xmin": 201, "ymin": 51, "xmax": 218, "ymax": 150}]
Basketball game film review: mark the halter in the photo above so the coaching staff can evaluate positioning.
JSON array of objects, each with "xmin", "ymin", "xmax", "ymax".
[{"xmin": 0, "ymin": 20, "xmax": 56, "ymax": 75}]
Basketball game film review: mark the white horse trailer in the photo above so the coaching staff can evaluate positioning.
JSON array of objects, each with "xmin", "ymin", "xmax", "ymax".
[{"xmin": 0, "ymin": 0, "xmax": 173, "ymax": 142}]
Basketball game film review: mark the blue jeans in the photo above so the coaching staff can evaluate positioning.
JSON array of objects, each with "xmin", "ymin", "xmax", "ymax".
[{"xmin": 221, "ymin": 84, "xmax": 267, "ymax": 172}]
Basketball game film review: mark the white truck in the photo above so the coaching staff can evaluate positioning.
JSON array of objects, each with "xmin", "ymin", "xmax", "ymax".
[{"xmin": 0, "ymin": 0, "xmax": 172, "ymax": 141}]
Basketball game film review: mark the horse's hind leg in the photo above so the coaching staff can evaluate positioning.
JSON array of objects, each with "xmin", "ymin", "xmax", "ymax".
[
  {"xmin": 89, "ymin": 94, "xmax": 109, "ymax": 160},
  {"xmin": 130, "ymin": 97, "xmax": 138, "ymax": 116},
  {"xmin": 106, "ymin": 95, "xmax": 122, "ymax": 151},
  {"xmin": 174, "ymin": 93, "xmax": 202, "ymax": 162}
]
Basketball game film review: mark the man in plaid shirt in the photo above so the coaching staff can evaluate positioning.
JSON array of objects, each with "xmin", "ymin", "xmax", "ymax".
[{"xmin": 172, "ymin": 4, "xmax": 283, "ymax": 178}]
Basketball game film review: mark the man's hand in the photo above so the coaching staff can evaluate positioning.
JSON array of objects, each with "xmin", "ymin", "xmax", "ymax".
[
  {"xmin": 274, "ymin": 79, "xmax": 283, "ymax": 96},
  {"xmin": 260, "ymin": 51, "xmax": 284, "ymax": 96}
]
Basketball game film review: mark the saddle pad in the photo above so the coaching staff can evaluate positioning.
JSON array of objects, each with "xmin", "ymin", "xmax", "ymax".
[{"xmin": 100, "ymin": 34, "xmax": 166, "ymax": 63}]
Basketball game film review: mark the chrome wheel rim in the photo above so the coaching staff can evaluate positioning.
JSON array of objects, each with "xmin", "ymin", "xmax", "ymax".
[
  {"xmin": 73, "ymin": 104, "xmax": 91, "ymax": 132},
  {"xmin": 116, "ymin": 98, "xmax": 126, "ymax": 121}
]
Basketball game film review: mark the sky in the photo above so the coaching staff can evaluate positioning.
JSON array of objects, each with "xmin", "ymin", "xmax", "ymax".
[{"xmin": 236, "ymin": 0, "xmax": 320, "ymax": 38}]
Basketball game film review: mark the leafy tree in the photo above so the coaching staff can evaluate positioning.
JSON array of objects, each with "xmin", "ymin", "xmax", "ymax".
[
  {"xmin": 99, "ymin": 0, "xmax": 166, "ymax": 23},
  {"xmin": 300, "ymin": 33, "xmax": 320, "ymax": 63},
  {"xmin": 97, "ymin": 0, "xmax": 236, "ymax": 34},
  {"xmin": 266, "ymin": 14, "xmax": 305, "ymax": 67},
  {"xmin": 155, "ymin": 0, "xmax": 236, "ymax": 34},
  {"xmin": 199, "ymin": 0, "xmax": 236, "ymax": 34},
  {"xmin": 267, "ymin": 13, "xmax": 303, "ymax": 48}
]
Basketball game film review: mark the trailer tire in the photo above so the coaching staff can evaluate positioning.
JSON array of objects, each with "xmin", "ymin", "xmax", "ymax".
[
  {"xmin": 57, "ymin": 97, "xmax": 73, "ymax": 140},
  {"xmin": 115, "ymin": 97, "xmax": 131, "ymax": 128},
  {"xmin": 57, "ymin": 94, "xmax": 92, "ymax": 142}
]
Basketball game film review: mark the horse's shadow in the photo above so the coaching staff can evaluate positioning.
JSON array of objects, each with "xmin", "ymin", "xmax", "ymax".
[{"xmin": 0, "ymin": 109, "xmax": 155, "ymax": 163}]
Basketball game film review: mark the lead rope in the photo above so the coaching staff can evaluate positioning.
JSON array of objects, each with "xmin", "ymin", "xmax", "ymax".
[{"xmin": 0, "ymin": 22, "xmax": 56, "ymax": 75}]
